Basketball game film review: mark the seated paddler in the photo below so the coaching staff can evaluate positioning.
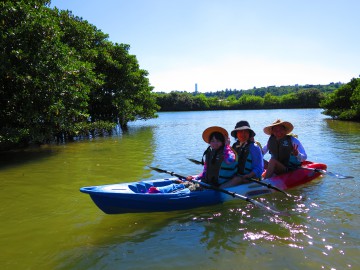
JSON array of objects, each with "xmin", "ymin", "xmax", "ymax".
[
  {"xmin": 148, "ymin": 126, "xmax": 238, "ymax": 193},
  {"xmin": 220, "ymin": 121, "xmax": 264, "ymax": 188},
  {"xmin": 262, "ymin": 119, "xmax": 307, "ymax": 179}
]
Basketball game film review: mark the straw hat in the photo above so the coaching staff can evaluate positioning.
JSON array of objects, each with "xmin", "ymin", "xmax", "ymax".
[
  {"xmin": 202, "ymin": 126, "xmax": 228, "ymax": 143},
  {"xmin": 230, "ymin": 120, "xmax": 256, "ymax": 138},
  {"xmin": 263, "ymin": 119, "xmax": 294, "ymax": 135}
]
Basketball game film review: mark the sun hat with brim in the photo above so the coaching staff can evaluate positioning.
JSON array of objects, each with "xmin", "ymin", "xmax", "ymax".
[
  {"xmin": 202, "ymin": 126, "xmax": 228, "ymax": 143},
  {"xmin": 230, "ymin": 120, "xmax": 256, "ymax": 138},
  {"xmin": 263, "ymin": 119, "xmax": 294, "ymax": 135}
]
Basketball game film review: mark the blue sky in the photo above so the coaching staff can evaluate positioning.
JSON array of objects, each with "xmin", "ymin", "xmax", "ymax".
[{"xmin": 50, "ymin": 0, "xmax": 360, "ymax": 93}]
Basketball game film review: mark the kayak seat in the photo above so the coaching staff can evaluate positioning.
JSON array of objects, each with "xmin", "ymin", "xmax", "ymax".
[
  {"xmin": 128, "ymin": 183, "xmax": 153, "ymax": 193},
  {"xmin": 141, "ymin": 182, "xmax": 153, "ymax": 190}
]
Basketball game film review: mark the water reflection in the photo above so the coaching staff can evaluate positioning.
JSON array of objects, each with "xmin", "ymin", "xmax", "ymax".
[
  {"xmin": 50, "ymin": 180, "xmax": 359, "ymax": 270},
  {"xmin": 0, "ymin": 126, "xmax": 160, "ymax": 270},
  {"xmin": 324, "ymin": 119, "xmax": 360, "ymax": 149},
  {"xmin": 325, "ymin": 118, "xmax": 360, "ymax": 134},
  {"xmin": 0, "ymin": 147, "xmax": 56, "ymax": 169},
  {"xmin": 194, "ymin": 195, "xmax": 309, "ymax": 248},
  {"xmin": 1, "ymin": 109, "xmax": 360, "ymax": 270},
  {"xmin": 55, "ymin": 193, "xmax": 319, "ymax": 270}
]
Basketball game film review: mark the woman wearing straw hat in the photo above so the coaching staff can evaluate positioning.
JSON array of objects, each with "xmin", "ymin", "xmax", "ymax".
[
  {"xmin": 188, "ymin": 126, "xmax": 238, "ymax": 186},
  {"xmin": 220, "ymin": 120, "xmax": 264, "ymax": 188},
  {"xmin": 148, "ymin": 126, "xmax": 238, "ymax": 193},
  {"xmin": 262, "ymin": 119, "xmax": 307, "ymax": 179}
]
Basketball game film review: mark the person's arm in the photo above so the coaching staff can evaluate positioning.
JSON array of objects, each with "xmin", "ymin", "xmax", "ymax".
[
  {"xmin": 193, "ymin": 160, "xmax": 206, "ymax": 180},
  {"xmin": 223, "ymin": 144, "xmax": 236, "ymax": 163},
  {"xmin": 247, "ymin": 145, "xmax": 264, "ymax": 179},
  {"xmin": 218, "ymin": 146, "xmax": 239, "ymax": 188},
  {"xmin": 187, "ymin": 157, "xmax": 207, "ymax": 181},
  {"xmin": 262, "ymin": 143, "xmax": 268, "ymax": 155},
  {"xmin": 238, "ymin": 144, "xmax": 263, "ymax": 180},
  {"xmin": 291, "ymin": 137, "xmax": 307, "ymax": 161},
  {"xmin": 220, "ymin": 175, "xmax": 243, "ymax": 188}
]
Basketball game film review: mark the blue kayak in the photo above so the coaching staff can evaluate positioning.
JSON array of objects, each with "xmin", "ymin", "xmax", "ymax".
[{"xmin": 80, "ymin": 161, "xmax": 327, "ymax": 214}]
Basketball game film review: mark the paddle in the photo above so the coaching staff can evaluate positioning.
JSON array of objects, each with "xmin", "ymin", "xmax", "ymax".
[
  {"xmin": 187, "ymin": 158, "xmax": 292, "ymax": 197},
  {"xmin": 187, "ymin": 158, "xmax": 203, "ymax": 165},
  {"xmin": 299, "ymin": 167, "xmax": 354, "ymax": 179},
  {"xmin": 148, "ymin": 166, "xmax": 288, "ymax": 216}
]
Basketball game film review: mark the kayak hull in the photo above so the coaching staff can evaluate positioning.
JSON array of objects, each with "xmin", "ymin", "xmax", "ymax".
[
  {"xmin": 80, "ymin": 161, "xmax": 327, "ymax": 214},
  {"xmin": 81, "ymin": 179, "xmax": 223, "ymax": 214}
]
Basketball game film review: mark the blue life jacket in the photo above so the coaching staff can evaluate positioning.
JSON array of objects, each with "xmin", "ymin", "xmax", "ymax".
[
  {"xmin": 202, "ymin": 146, "xmax": 238, "ymax": 186},
  {"xmin": 232, "ymin": 141, "xmax": 253, "ymax": 176}
]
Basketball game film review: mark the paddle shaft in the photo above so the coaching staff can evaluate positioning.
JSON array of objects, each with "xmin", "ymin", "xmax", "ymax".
[
  {"xmin": 247, "ymin": 178, "xmax": 291, "ymax": 197},
  {"xmin": 148, "ymin": 166, "xmax": 287, "ymax": 216}
]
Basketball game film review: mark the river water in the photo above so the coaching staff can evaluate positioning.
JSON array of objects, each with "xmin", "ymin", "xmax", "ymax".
[{"xmin": 0, "ymin": 109, "xmax": 359, "ymax": 270}]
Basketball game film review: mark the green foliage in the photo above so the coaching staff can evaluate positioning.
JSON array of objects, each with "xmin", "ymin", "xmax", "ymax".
[
  {"xmin": 237, "ymin": 94, "xmax": 264, "ymax": 109},
  {"xmin": 154, "ymin": 87, "xmax": 326, "ymax": 112},
  {"xmin": 196, "ymin": 82, "xmax": 343, "ymax": 99},
  {"xmin": 90, "ymin": 43, "xmax": 159, "ymax": 130},
  {"xmin": 263, "ymin": 93, "xmax": 279, "ymax": 108},
  {"xmin": 1, "ymin": 1, "xmax": 94, "ymax": 145},
  {"xmin": 0, "ymin": 1, "xmax": 158, "ymax": 150},
  {"xmin": 155, "ymin": 92, "xmax": 200, "ymax": 111},
  {"xmin": 320, "ymin": 78, "xmax": 360, "ymax": 120},
  {"xmin": 73, "ymin": 121, "xmax": 116, "ymax": 137}
]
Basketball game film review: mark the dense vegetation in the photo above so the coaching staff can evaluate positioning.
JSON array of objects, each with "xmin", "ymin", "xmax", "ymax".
[
  {"xmin": 0, "ymin": 0, "xmax": 158, "ymax": 151},
  {"xmin": 320, "ymin": 78, "xmax": 360, "ymax": 121},
  {"xmin": 155, "ymin": 84, "xmax": 341, "ymax": 111},
  {"xmin": 155, "ymin": 80, "xmax": 360, "ymax": 121}
]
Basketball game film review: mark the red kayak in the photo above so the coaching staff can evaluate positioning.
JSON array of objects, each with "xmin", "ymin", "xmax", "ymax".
[{"xmin": 264, "ymin": 161, "xmax": 327, "ymax": 190}]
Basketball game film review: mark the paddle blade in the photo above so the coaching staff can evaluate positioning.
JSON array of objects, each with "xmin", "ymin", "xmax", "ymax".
[
  {"xmin": 187, "ymin": 158, "xmax": 203, "ymax": 165},
  {"xmin": 249, "ymin": 198, "xmax": 290, "ymax": 216},
  {"xmin": 148, "ymin": 166, "xmax": 165, "ymax": 173},
  {"xmin": 305, "ymin": 167, "xmax": 354, "ymax": 179},
  {"xmin": 225, "ymin": 190, "xmax": 289, "ymax": 216},
  {"xmin": 326, "ymin": 171, "xmax": 354, "ymax": 179}
]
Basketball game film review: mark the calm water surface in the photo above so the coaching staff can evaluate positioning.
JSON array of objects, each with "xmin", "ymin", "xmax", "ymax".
[{"xmin": 0, "ymin": 109, "xmax": 359, "ymax": 270}]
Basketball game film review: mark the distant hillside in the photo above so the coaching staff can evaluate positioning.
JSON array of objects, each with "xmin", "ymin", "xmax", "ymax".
[
  {"xmin": 200, "ymin": 82, "xmax": 343, "ymax": 98},
  {"xmin": 155, "ymin": 82, "xmax": 343, "ymax": 97},
  {"xmin": 154, "ymin": 82, "xmax": 338, "ymax": 112}
]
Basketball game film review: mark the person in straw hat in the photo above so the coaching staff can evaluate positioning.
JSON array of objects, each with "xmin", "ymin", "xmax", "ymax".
[
  {"xmin": 220, "ymin": 120, "xmax": 264, "ymax": 188},
  {"xmin": 186, "ymin": 126, "xmax": 238, "ymax": 187},
  {"xmin": 262, "ymin": 119, "xmax": 307, "ymax": 179},
  {"xmin": 147, "ymin": 126, "xmax": 238, "ymax": 193}
]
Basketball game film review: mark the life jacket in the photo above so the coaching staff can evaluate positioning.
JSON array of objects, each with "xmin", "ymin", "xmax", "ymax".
[
  {"xmin": 267, "ymin": 135, "xmax": 300, "ymax": 168},
  {"xmin": 202, "ymin": 146, "xmax": 238, "ymax": 186},
  {"xmin": 232, "ymin": 141, "xmax": 254, "ymax": 176}
]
